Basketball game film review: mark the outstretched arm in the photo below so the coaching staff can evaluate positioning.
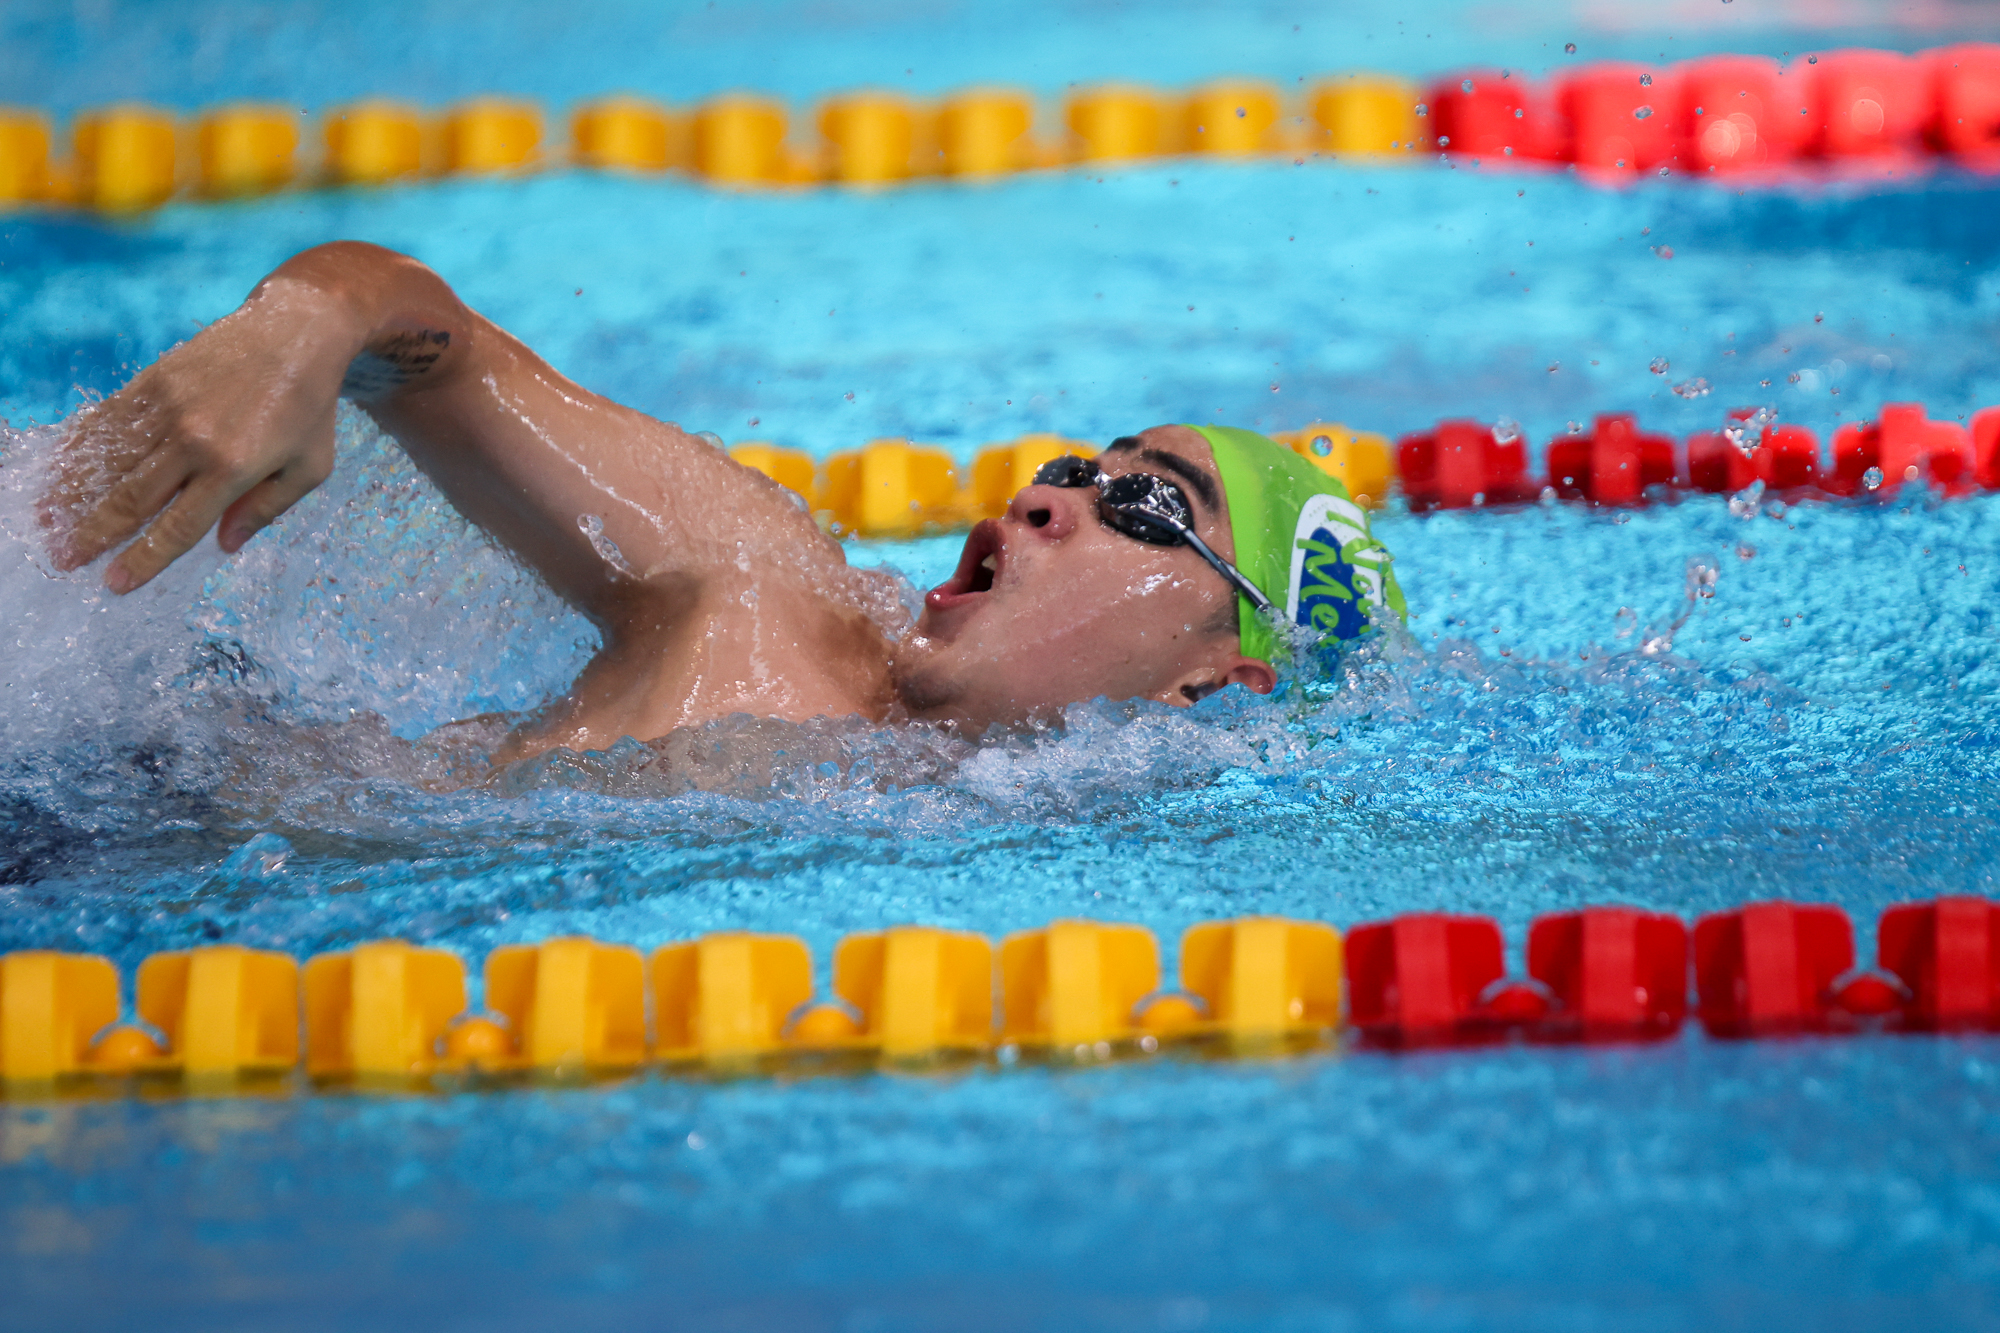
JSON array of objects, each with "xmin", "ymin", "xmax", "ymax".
[{"xmin": 45, "ymin": 241, "xmax": 836, "ymax": 627}]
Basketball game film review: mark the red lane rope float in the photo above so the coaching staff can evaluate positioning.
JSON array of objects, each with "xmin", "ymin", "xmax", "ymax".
[
  {"xmin": 1, "ymin": 44, "xmax": 1997, "ymax": 211},
  {"xmin": 0, "ymin": 896, "xmax": 1993, "ymax": 1095}
]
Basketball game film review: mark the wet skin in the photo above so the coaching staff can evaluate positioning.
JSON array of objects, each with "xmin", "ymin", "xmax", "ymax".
[{"xmin": 43, "ymin": 242, "xmax": 1275, "ymax": 759}]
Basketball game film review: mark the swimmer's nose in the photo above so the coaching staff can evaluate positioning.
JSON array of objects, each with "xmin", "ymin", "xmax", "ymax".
[{"xmin": 1008, "ymin": 483, "xmax": 1089, "ymax": 541}]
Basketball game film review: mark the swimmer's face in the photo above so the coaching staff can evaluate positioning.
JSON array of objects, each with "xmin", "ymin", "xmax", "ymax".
[{"xmin": 892, "ymin": 424, "xmax": 1278, "ymax": 730}]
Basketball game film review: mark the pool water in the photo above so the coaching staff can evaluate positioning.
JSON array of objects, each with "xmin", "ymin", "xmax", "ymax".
[{"xmin": 5, "ymin": 2, "xmax": 2000, "ymax": 1329}]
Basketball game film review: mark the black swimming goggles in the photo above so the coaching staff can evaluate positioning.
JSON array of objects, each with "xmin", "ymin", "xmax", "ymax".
[{"xmin": 1031, "ymin": 454, "xmax": 1274, "ymax": 614}]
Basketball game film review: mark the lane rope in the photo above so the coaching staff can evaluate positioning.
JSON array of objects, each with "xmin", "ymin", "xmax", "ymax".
[
  {"xmin": 744, "ymin": 404, "xmax": 2000, "ymax": 539},
  {"xmin": 0, "ymin": 45, "xmax": 1995, "ymax": 211},
  {"xmin": 3, "ymin": 897, "xmax": 1993, "ymax": 1093}
]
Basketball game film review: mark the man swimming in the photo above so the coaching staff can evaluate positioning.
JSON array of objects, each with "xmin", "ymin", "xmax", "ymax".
[{"xmin": 42, "ymin": 242, "xmax": 1402, "ymax": 762}]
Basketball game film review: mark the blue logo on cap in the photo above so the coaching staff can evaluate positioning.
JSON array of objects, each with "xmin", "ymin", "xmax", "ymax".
[{"xmin": 1294, "ymin": 528, "xmax": 1369, "ymax": 642}]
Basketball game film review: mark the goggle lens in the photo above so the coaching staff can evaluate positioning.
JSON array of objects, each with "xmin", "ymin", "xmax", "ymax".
[
  {"xmin": 1025, "ymin": 448, "xmax": 1275, "ymax": 616},
  {"xmin": 1030, "ymin": 455, "xmax": 1192, "ymax": 546}
]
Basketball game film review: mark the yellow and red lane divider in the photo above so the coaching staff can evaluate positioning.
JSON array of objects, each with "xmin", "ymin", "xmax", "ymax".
[
  {"xmin": 0, "ymin": 45, "xmax": 1993, "ymax": 211},
  {"xmin": 747, "ymin": 424, "xmax": 1391, "ymax": 539},
  {"xmin": 739, "ymin": 403, "xmax": 1999, "ymax": 540},
  {"xmin": 1, "ymin": 896, "xmax": 1993, "ymax": 1095}
]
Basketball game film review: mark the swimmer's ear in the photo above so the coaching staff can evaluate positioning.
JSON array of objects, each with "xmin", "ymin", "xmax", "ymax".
[{"xmin": 1168, "ymin": 656, "xmax": 1277, "ymax": 706}]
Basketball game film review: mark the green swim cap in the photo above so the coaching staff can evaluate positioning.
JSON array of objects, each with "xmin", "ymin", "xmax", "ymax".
[{"xmin": 1189, "ymin": 424, "xmax": 1407, "ymax": 664}]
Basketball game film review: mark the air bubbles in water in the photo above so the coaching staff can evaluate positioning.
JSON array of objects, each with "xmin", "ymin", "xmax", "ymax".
[
  {"xmin": 1633, "ymin": 106, "xmax": 1654, "ymax": 120},
  {"xmin": 1462, "ymin": 79, "xmax": 1476, "ymax": 93},
  {"xmin": 1414, "ymin": 102, "xmax": 1429, "ymax": 117},
  {"xmin": 1863, "ymin": 465, "xmax": 1885, "ymax": 491},
  {"xmin": 1650, "ymin": 357, "xmax": 1670, "ymax": 374},
  {"xmin": 1492, "ymin": 417, "xmax": 1522, "ymax": 445},
  {"xmin": 1565, "ymin": 42, "xmax": 1577, "ymax": 54},
  {"xmin": 1671, "ymin": 377, "xmax": 1712, "ymax": 399},
  {"xmin": 1639, "ymin": 74, "xmax": 1653, "ymax": 86},
  {"xmin": 1309, "ymin": 434, "xmax": 1334, "ymax": 457}
]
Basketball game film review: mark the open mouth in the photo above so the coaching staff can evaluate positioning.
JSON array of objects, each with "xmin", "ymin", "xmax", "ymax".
[{"xmin": 924, "ymin": 520, "xmax": 1004, "ymax": 612}]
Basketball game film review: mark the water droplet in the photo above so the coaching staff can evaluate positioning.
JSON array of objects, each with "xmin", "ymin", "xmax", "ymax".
[
  {"xmin": 1640, "ymin": 74, "xmax": 1654, "ymax": 86},
  {"xmin": 1813, "ymin": 312, "xmax": 1824, "ymax": 323},
  {"xmin": 1650, "ymin": 357, "xmax": 1670, "ymax": 374},
  {"xmin": 1310, "ymin": 434, "xmax": 1334, "ymax": 456},
  {"xmin": 1808, "ymin": 54, "xmax": 1819, "ymax": 64},
  {"xmin": 578, "ymin": 513, "xmax": 638, "ymax": 577},
  {"xmin": 1671, "ymin": 377, "xmax": 1712, "ymax": 399},
  {"xmin": 1438, "ymin": 135, "xmax": 1451, "ymax": 146},
  {"xmin": 1565, "ymin": 42, "xmax": 1577, "ymax": 54},
  {"xmin": 1658, "ymin": 167, "xmax": 1670, "ymax": 176},
  {"xmin": 695, "ymin": 430, "xmax": 725, "ymax": 449},
  {"xmin": 1414, "ymin": 102, "xmax": 1429, "ymax": 117},
  {"xmin": 1492, "ymin": 417, "xmax": 1522, "ymax": 444},
  {"xmin": 1862, "ymin": 465, "xmax": 1884, "ymax": 490},
  {"xmin": 1634, "ymin": 106, "xmax": 1654, "ymax": 120},
  {"xmin": 1462, "ymin": 79, "xmax": 1476, "ymax": 93},
  {"xmin": 1235, "ymin": 106, "xmax": 1247, "ymax": 118}
]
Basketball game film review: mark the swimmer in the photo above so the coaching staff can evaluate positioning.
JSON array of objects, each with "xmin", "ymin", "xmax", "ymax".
[{"xmin": 42, "ymin": 242, "xmax": 1402, "ymax": 760}]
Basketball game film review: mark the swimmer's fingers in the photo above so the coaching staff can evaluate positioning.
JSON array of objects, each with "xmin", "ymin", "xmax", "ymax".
[
  {"xmin": 101, "ymin": 470, "xmax": 244, "ymax": 594},
  {"xmin": 216, "ymin": 450, "xmax": 334, "ymax": 554},
  {"xmin": 48, "ymin": 446, "xmax": 189, "ymax": 573},
  {"xmin": 38, "ymin": 399, "xmax": 169, "ymax": 548}
]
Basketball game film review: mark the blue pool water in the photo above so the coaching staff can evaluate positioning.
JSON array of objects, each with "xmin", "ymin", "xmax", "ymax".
[{"xmin": 6, "ymin": 2, "xmax": 2000, "ymax": 1329}]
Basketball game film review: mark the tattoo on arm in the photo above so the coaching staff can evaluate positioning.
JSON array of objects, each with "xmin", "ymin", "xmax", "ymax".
[{"xmin": 340, "ymin": 328, "xmax": 453, "ymax": 401}]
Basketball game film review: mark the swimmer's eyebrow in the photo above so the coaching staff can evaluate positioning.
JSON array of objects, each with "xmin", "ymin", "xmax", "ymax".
[{"xmin": 1136, "ymin": 447, "xmax": 1220, "ymax": 514}]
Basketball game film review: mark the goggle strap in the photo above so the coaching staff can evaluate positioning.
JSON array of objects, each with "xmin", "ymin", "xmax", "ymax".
[{"xmin": 1175, "ymin": 523, "xmax": 1275, "ymax": 615}]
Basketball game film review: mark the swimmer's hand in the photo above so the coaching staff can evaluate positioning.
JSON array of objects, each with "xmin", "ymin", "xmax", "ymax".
[{"xmin": 41, "ymin": 242, "xmax": 467, "ymax": 593}]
